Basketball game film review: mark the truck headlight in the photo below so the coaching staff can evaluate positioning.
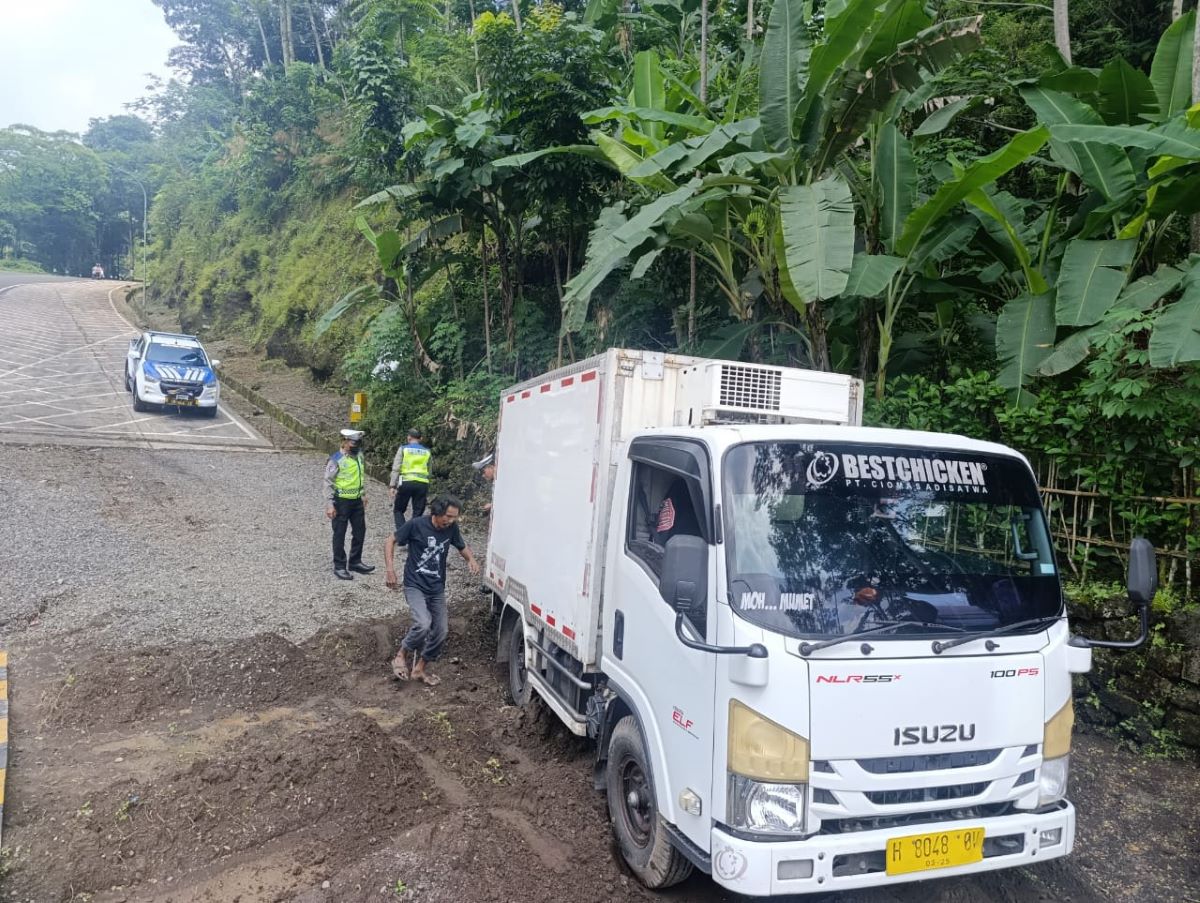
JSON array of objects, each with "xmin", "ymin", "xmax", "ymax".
[
  {"xmin": 728, "ymin": 775, "xmax": 807, "ymax": 834},
  {"xmin": 1038, "ymin": 755, "xmax": 1070, "ymax": 806},
  {"xmin": 1038, "ymin": 699, "xmax": 1074, "ymax": 806},
  {"xmin": 727, "ymin": 701, "xmax": 809, "ymax": 834}
]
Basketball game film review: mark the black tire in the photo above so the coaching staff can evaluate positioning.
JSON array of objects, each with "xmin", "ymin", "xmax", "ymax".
[
  {"xmin": 606, "ymin": 716, "xmax": 693, "ymax": 889},
  {"xmin": 201, "ymin": 405, "xmax": 218, "ymax": 419},
  {"xmin": 507, "ymin": 620, "xmax": 532, "ymax": 706},
  {"xmin": 132, "ymin": 383, "xmax": 149, "ymax": 412},
  {"xmin": 123, "ymin": 370, "xmax": 131, "ymax": 392}
]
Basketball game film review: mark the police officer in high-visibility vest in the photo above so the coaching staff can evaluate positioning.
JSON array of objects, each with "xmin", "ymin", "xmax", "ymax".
[
  {"xmin": 325, "ymin": 428, "xmax": 375, "ymax": 580},
  {"xmin": 389, "ymin": 427, "xmax": 431, "ymax": 534}
]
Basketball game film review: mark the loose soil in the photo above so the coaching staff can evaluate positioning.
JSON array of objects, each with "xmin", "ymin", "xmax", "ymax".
[{"xmin": 6, "ymin": 599, "xmax": 1200, "ymax": 903}]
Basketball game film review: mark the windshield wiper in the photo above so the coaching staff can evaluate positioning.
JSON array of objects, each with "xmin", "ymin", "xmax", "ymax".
[
  {"xmin": 931, "ymin": 616, "xmax": 1063, "ymax": 654},
  {"xmin": 800, "ymin": 620, "xmax": 964, "ymax": 657}
]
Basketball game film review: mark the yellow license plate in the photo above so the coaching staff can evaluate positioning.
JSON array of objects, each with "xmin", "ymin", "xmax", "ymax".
[
  {"xmin": 169, "ymin": 396, "xmax": 197, "ymax": 406},
  {"xmin": 885, "ymin": 827, "xmax": 984, "ymax": 876}
]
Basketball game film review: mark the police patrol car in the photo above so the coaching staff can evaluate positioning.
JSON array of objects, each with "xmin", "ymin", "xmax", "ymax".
[{"xmin": 124, "ymin": 331, "xmax": 221, "ymax": 418}]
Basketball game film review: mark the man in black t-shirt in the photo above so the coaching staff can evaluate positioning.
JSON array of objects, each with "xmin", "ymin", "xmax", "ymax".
[{"xmin": 384, "ymin": 495, "xmax": 479, "ymax": 686}]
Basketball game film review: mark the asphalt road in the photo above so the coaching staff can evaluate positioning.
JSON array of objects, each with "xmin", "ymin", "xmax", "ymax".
[
  {"xmin": 0, "ymin": 275, "xmax": 267, "ymax": 449},
  {"xmin": 0, "ymin": 271, "xmax": 94, "ymax": 287}
]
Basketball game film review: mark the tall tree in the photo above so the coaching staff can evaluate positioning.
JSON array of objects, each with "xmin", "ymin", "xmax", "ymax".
[{"xmin": 1054, "ymin": 0, "xmax": 1072, "ymax": 63}]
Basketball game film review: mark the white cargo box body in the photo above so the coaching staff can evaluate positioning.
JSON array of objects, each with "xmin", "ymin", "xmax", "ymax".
[{"xmin": 485, "ymin": 348, "xmax": 862, "ymax": 669}]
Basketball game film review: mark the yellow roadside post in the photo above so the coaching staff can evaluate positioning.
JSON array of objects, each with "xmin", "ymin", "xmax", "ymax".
[{"xmin": 349, "ymin": 392, "xmax": 367, "ymax": 424}]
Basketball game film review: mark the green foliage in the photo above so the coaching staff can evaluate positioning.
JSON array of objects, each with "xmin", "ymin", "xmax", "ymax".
[
  {"xmin": 0, "ymin": 258, "xmax": 47, "ymax": 274},
  {"xmin": 871, "ymin": 359, "xmax": 1200, "ymax": 587},
  {"xmin": 0, "ymin": 125, "xmax": 110, "ymax": 275},
  {"xmin": 4, "ymin": 0, "xmax": 1191, "ymax": 586}
]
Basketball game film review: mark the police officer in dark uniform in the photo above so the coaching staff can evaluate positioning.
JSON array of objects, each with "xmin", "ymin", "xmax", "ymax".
[{"xmin": 325, "ymin": 428, "xmax": 376, "ymax": 580}]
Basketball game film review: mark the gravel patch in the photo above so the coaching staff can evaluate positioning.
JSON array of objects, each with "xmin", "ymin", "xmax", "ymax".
[{"xmin": 0, "ymin": 442, "xmax": 488, "ymax": 653}]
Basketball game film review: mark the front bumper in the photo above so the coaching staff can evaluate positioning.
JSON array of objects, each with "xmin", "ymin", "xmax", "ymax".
[
  {"xmin": 709, "ymin": 802, "xmax": 1074, "ymax": 896},
  {"xmin": 142, "ymin": 385, "xmax": 219, "ymax": 408}
]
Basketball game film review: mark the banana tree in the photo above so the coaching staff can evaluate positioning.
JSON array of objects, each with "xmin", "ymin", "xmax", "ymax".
[
  {"xmin": 954, "ymin": 14, "xmax": 1200, "ymax": 395},
  {"xmin": 498, "ymin": 0, "xmax": 987, "ymax": 370}
]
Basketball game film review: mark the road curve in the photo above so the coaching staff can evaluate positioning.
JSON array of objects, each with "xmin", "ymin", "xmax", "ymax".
[{"xmin": 0, "ymin": 277, "xmax": 266, "ymax": 449}]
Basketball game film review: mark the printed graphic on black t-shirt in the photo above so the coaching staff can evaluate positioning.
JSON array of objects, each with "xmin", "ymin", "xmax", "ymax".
[{"xmin": 395, "ymin": 516, "xmax": 465, "ymax": 593}]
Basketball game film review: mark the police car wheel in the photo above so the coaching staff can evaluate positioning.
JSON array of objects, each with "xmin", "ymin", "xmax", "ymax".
[
  {"xmin": 201, "ymin": 405, "xmax": 218, "ymax": 419},
  {"xmin": 606, "ymin": 716, "xmax": 693, "ymax": 889},
  {"xmin": 132, "ymin": 385, "xmax": 150, "ymax": 413},
  {"xmin": 123, "ymin": 370, "xmax": 131, "ymax": 392}
]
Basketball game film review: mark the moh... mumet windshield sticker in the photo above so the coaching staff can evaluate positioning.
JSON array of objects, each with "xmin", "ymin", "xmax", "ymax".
[
  {"xmin": 806, "ymin": 447, "xmax": 992, "ymax": 496},
  {"xmin": 740, "ymin": 590, "xmax": 816, "ymax": 612}
]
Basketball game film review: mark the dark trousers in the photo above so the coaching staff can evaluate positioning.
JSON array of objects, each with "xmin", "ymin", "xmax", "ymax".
[
  {"xmin": 401, "ymin": 586, "xmax": 449, "ymax": 661},
  {"xmin": 393, "ymin": 482, "xmax": 429, "ymax": 533},
  {"xmin": 332, "ymin": 497, "xmax": 365, "ymax": 569}
]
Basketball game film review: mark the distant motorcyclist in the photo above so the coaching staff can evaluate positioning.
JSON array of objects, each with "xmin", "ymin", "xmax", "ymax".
[{"xmin": 90, "ymin": 264, "xmax": 104, "ymax": 279}]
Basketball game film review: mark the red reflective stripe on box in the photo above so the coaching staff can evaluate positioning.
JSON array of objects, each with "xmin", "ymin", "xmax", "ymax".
[
  {"xmin": 521, "ymin": 390, "xmax": 531, "ymax": 399},
  {"xmin": 561, "ymin": 377, "xmax": 574, "ymax": 387},
  {"xmin": 530, "ymin": 604, "xmax": 542, "ymax": 616},
  {"xmin": 546, "ymin": 615, "xmax": 556, "ymax": 627},
  {"xmin": 563, "ymin": 626, "xmax": 576, "ymax": 640},
  {"xmin": 540, "ymin": 384, "xmax": 551, "ymax": 393},
  {"xmin": 581, "ymin": 371, "xmax": 597, "ymax": 382},
  {"xmin": 506, "ymin": 395, "xmax": 515, "ymax": 403}
]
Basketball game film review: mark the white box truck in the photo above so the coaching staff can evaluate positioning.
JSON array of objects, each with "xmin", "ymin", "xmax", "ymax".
[{"xmin": 483, "ymin": 348, "xmax": 1153, "ymax": 896}]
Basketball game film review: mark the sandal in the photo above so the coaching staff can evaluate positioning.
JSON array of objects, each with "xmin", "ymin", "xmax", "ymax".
[{"xmin": 391, "ymin": 650, "xmax": 411, "ymax": 681}]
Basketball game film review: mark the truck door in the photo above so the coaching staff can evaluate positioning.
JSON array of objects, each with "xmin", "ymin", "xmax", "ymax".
[{"xmin": 603, "ymin": 439, "xmax": 718, "ymax": 852}]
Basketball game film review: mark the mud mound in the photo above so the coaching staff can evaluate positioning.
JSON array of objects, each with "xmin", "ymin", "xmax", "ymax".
[
  {"xmin": 24, "ymin": 713, "xmax": 441, "ymax": 897},
  {"xmin": 302, "ymin": 617, "xmax": 402, "ymax": 671},
  {"xmin": 45, "ymin": 633, "xmax": 330, "ymax": 728}
]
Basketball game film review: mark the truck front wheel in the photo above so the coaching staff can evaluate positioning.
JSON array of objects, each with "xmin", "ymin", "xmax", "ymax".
[
  {"xmin": 606, "ymin": 716, "xmax": 693, "ymax": 889},
  {"xmin": 507, "ymin": 621, "xmax": 532, "ymax": 706}
]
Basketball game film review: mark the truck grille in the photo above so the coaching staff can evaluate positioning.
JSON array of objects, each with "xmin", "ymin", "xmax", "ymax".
[
  {"xmin": 854, "ymin": 749, "xmax": 1002, "ymax": 774},
  {"xmin": 718, "ymin": 364, "xmax": 781, "ymax": 411},
  {"xmin": 864, "ymin": 781, "xmax": 989, "ymax": 805}
]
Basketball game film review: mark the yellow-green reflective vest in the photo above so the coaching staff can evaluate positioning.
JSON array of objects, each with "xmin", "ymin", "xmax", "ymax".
[
  {"xmin": 334, "ymin": 453, "xmax": 364, "ymax": 499},
  {"xmin": 400, "ymin": 445, "xmax": 431, "ymax": 484}
]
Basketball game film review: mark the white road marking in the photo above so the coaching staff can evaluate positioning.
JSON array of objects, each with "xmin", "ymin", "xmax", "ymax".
[{"xmin": 0, "ymin": 281, "xmax": 267, "ymax": 449}]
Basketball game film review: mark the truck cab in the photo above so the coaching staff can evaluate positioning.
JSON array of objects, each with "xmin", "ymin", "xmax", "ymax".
[{"xmin": 485, "ymin": 350, "xmax": 1152, "ymax": 896}]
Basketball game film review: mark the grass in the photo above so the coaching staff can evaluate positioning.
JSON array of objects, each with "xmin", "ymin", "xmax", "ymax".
[{"xmin": 0, "ymin": 258, "xmax": 47, "ymax": 274}]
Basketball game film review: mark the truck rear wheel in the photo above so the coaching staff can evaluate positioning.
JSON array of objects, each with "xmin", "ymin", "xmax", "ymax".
[
  {"xmin": 606, "ymin": 715, "xmax": 693, "ymax": 889},
  {"xmin": 507, "ymin": 620, "xmax": 532, "ymax": 706}
]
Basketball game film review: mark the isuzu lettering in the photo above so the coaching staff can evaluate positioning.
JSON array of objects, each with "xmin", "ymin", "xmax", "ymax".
[{"xmin": 483, "ymin": 348, "xmax": 1152, "ymax": 895}]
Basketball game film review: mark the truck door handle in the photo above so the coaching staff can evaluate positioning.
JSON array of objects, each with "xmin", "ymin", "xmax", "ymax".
[{"xmin": 613, "ymin": 610, "xmax": 624, "ymax": 659}]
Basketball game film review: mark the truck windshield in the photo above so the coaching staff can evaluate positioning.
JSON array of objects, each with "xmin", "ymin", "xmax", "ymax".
[{"xmin": 722, "ymin": 442, "xmax": 1062, "ymax": 640}]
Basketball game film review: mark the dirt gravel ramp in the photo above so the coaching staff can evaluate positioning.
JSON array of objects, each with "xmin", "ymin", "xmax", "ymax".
[
  {"xmin": 12, "ymin": 712, "xmax": 442, "ymax": 900},
  {"xmin": 42, "ymin": 633, "xmax": 333, "ymax": 729}
]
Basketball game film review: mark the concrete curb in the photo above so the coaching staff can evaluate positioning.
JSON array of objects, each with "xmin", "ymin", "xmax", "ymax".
[{"xmin": 214, "ymin": 367, "xmax": 391, "ymax": 484}]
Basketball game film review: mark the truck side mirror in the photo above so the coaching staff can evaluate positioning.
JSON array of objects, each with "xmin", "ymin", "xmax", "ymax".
[
  {"xmin": 1127, "ymin": 537, "xmax": 1157, "ymax": 609},
  {"xmin": 660, "ymin": 535, "xmax": 708, "ymax": 617},
  {"xmin": 1071, "ymin": 537, "xmax": 1155, "ymax": 651}
]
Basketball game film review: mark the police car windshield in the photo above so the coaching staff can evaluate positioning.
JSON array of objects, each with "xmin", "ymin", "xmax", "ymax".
[
  {"xmin": 722, "ymin": 442, "xmax": 1062, "ymax": 640},
  {"xmin": 148, "ymin": 343, "xmax": 207, "ymax": 366}
]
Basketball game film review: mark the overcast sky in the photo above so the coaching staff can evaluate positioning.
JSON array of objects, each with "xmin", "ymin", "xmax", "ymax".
[{"xmin": 0, "ymin": 0, "xmax": 178, "ymax": 134}]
